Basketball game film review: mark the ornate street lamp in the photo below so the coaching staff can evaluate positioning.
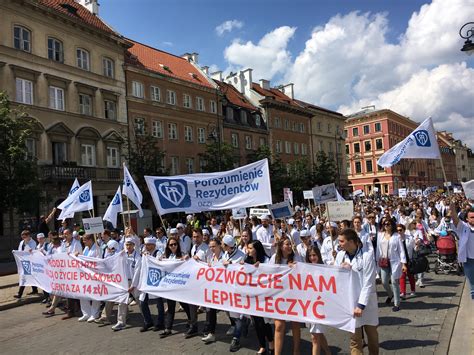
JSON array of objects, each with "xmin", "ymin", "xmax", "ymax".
[{"xmin": 460, "ymin": 22, "xmax": 474, "ymax": 55}]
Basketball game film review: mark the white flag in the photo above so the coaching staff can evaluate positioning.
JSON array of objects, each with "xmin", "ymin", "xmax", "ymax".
[
  {"xmin": 103, "ymin": 187, "xmax": 123, "ymax": 228},
  {"xmin": 123, "ymin": 163, "xmax": 143, "ymax": 217},
  {"xmin": 377, "ymin": 117, "xmax": 441, "ymax": 168},
  {"xmin": 57, "ymin": 181, "xmax": 94, "ymax": 219},
  {"xmin": 461, "ymin": 180, "xmax": 474, "ymax": 200},
  {"xmin": 336, "ymin": 190, "xmax": 345, "ymax": 202},
  {"xmin": 57, "ymin": 178, "xmax": 81, "ymax": 220}
]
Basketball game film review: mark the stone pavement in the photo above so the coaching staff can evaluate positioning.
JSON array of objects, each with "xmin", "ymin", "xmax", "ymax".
[{"xmin": 0, "ymin": 264, "xmax": 466, "ymax": 355}]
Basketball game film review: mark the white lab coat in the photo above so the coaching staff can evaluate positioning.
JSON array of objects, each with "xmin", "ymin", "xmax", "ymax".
[
  {"xmin": 335, "ymin": 248, "xmax": 379, "ymax": 327},
  {"xmin": 320, "ymin": 236, "xmax": 339, "ymax": 265},
  {"xmin": 256, "ymin": 225, "xmax": 274, "ymax": 256},
  {"xmin": 376, "ymin": 232, "xmax": 407, "ymax": 279}
]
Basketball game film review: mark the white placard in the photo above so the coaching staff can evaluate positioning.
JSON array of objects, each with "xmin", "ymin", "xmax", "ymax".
[
  {"xmin": 82, "ymin": 217, "xmax": 105, "ymax": 234},
  {"xmin": 249, "ymin": 208, "xmax": 271, "ymax": 218},
  {"xmin": 303, "ymin": 190, "xmax": 314, "ymax": 199},
  {"xmin": 268, "ymin": 200, "xmax": 294, "ymax": 219},
  {"xmin": 398, "ymin": 188, "xmax": 407, "ymax": 198},
  {"xmin": 353, "ymin": 189, "xmax": 364, "ymax": 197},
  {"xmin": 461, "ymin": 180, "xmax": 474, "ymax": 199},
  {"xmin": 312, "ymin": 183, "xmax": 338, "ymax": 204},
  {"xmin": 232, "ymin": 208, "xmax": 247, "ymax": 219},
  {"xmin": 326, "ymin": 201, "xmax": 354, "ymax": 221}
]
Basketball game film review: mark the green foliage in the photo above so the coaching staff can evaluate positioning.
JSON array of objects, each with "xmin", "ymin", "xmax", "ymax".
[
  {"xmin": 0, "ymin": 92, "xmax": 41, "ymax": 214},
  {"xmin": 287, "ymin": 158, "xmax": 313, "ymax": 198},
  {"xmin": 198, "ymin": 140, "xmax": 236, "ymax": 172},
  {"xmin": 313, "ymin": 151, "xmax": 337, "ymax": 186}
]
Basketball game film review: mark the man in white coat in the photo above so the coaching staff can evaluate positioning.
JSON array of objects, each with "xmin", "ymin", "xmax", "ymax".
[
  {"xmin": 336, "ymin": 228, "xmax": 379, "ymax": 355},
  {"xmin": 256, "ymin": 215, "xmax": 274, "ymax": 256}
]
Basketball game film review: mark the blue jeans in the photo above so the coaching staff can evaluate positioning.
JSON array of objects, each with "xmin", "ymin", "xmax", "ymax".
[
  {"xmin": 463, "ymin": 258, "xmax": 474, "ymax": 300},
  {"xmin": 140, "ymin": 294, "xmax": 164, "ymax": 326},
  {"xmin": 380, "ymin": 266, "xmax": 401, "ymax": 306}
]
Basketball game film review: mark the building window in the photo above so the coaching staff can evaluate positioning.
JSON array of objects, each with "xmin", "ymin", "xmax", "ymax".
[
  {"xmin": 15, "ymin": 78, "xmax": 33, "ymax": 104},
  {"xmin": 13, "ymin": 25, "xmax": 31, "ymax": 52},
  {"xmin": 275, "ymin": 140, "xmax": 282, "ymax": 154},
  {"xmin": 184, "ymin": 126, "xmax": 193, "ymax": 142},
  {"xmin": 255, "ymin": 114, "xmax": 262, "ymax": 127},
  {"xmin": 132, "ymin": 81, "xmax": 144, "ymax": 98},
  {"xmin": 366, "ymin": 159, "xmax": 373, "ymax": 172},
  {"xmin": 150, "ymin": 86, "xmax": 161, "ymax": 102},
  {"xmin": 226, "ymin": 107, "xmax": 234, "ymax": 120},
  {"xmin": 245, "ymin": 135, "xmax": 252, "ymax": 150},
  {"xmin": 196, "ymin": 97, "xmax": 205, "ymax": 111},
  {"xmin": 231, "ymin": 133, "xmax": 239, "ymax": 148},
  {"xmin": 168, "ymin": 123, "xmax": 178, "ymax": 140},
  {"xmin": 48, "ymin": 37, "xmax": 63, "ymax": 62},
  {"xmin": 354, "ymin": 142, "xmax": 360, "ymax": 153},
  {"xmin": 346, "ymin": 162, "xmax": 351, "ymax": 175},
  {"xmin": 241, "ymin": 111, "xmax": 248, "ymax": 124},
  {"xmin": 294, "ymin": 143, "xmax": 299, "ymax": 155},
  {"xmin": 284, "ymin": 119, "xmax": 290, "ymax": 130},
  {"xmin": 363, "ymin": 125, "xmax": 370, "ymax": 134},
  {"xmin": 319, "ymin": 141, "xmax": 323, "ymax": 152},
  {"xmin": 259, "ymin": 137, "xmax": 266, "ymax": 147},
  {"xmin": 134, "ymin": 118, "xmax": 145, "ymax": 135},
  {"xmin": 364, "ymin": 140, "xmax": 372, "ymax": 152},
  {"xmin": 49, "ymin": 86, "xmax": 64, "ymax": 111},
  {"xmin": 345, "ymin": 144, "xmax": 350, "ymax": 154},
  {"xmin": 102, "ymin": 57, "xmax": 114, "ymax": 78},
  {"xmin": 317, "ymin": 122, "xmax": 322, "ymax": 131},
  {"xmin": 293, "ymin": 122, "xmax": 297, "ymax": 132},
  {"xmin": 210, "ymin": 100, "xmax": 217, "ymax": 114},
  {"xmin": 375, "ymin": 138, "xmax": 383, "ymax": 150},
  {"xmin": 274, "ymin": 117, "xmax": 281, "ymax": 128},
  {"xmin": 374, "ymin": 122, "xmax": 381, "ymax": 132},
  {"xmin": 52, "ymin": 142, "xmax": 67, "ymax": 165},
  {"xmin": 170, "ymin": 157, "xmax": 179, "ymax": 175},
  {"xmin": 327, "ymin": 123, "xmax": 331, "ymax": 133},
  {"xmin": 104, "ymin": 100, "xmax": 116, "ymax": 120},
  {"xmin": 300, "ymin": 123, "xmax": 305, "ymax": 133},
  {"xmin": 328, "ymin": 141, "xmax": 333, "ymax": 153},
  {"xmin": 79, "ymin": 94, "xmax": 92, "ymax": 115},
  {"xmin": 352, "ymin": 127, "xmax": 359, "ymax": 136},
  {"xmin": 183, "ymin": 94, "xmax": 192, "ymax": 108},
  {"xmin": 199, "ymin": 159, "xmax": 207, "ymax": 172},
  {"xmin": 167, "ymin": 90, "xmax": 176, "ymax": 105},
  {"xmin": 186, "ymin": 158, "xmax": 194, "ymax": 174},
  {"xmin": 301, "ymin": 143, "xmax": 307, "ymax": 155},
  {"xmin": 344, "ymin": 129, "xmax": 348, "ymax": 138},
  {"xmin": 81, "ymin": 144, "xmax": 96, "ymax": 166},
  {"xmin": 106, "ymin": 147, "xmax": 119, "ymax": 168},
  {"xmin": 198, "ymin": 128, "xmax": 206, "ymax": 144},
  {"xmin": 25, "ymin": 138, "xmax": 36, "ymax": 160},
  {"xmin": 355, "ymin": 161, "xmax": 362, "ymax": 174},
  {"xmin": 285, "ymin": 141, "xmax": 291, "ymax": 154},
  {"xmin": 76, "ymin": 48, "xmax": 90, "ymax": 70},
  {"xmin": 152, "ymin": 120, "xmax": 163, "ymax": 138}
]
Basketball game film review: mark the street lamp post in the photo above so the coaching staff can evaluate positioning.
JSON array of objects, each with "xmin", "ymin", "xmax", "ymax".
[
  {"xmin": 460, "ymin": 22, "xmax": 474, "ymax": 55},
  {"xmin": 334, "ymin": 128, "xmax": 344, "ymax": 192}
]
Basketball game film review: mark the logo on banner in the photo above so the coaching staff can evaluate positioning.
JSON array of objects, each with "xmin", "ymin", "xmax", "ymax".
[
  {"xmin": 155, "ymin": 179, "xmax": 191, "ymax": 209},
  {"xmin": 112, "ymin": 193, "xmax": 120, "ymax": 205},
  {"xmin": 79, "ymin": 189, "xmax": 91, "ymax": 203},
  {"xmin": 147, "ymin": 267, "xmax": 163, "ymax": 286},
  {"xmin": 21, "ymin": 261, "xmax": 31, "ymax": 275},
  {"xmin": 413, "ymin": 130, "xmax": 431, "ymax": 147},
  {"xmin": 70, "ymin": 186, "xmax": 79, "ymax": 195}
]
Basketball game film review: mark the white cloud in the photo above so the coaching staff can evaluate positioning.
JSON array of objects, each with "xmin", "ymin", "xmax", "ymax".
[
  {"xmin": 162, "ymin": 41, "xmax": 173, "ymax": 47},
  {"xmin": 215, "ymin": 20, "xmax": 244, "ymax": 36},
  {"xmin": 224, "ymin": 26, "xmax": 296, "ymax": 79}
]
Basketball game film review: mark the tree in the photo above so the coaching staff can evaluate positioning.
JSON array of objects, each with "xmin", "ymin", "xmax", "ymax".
[
  {"xmin": 198, "ymin": 141, "xmax": 236, "ymax": 172},
  {"xmin": 287, "ymin": 158, "xmax": 313, "ymax": 201},
  {"xmin": 313, "ymin": 151, "xmax": 337, "ymax": 186},
  {"xmin": 0, "ymin": 92, "xmax": 41, "ymax": 247}
]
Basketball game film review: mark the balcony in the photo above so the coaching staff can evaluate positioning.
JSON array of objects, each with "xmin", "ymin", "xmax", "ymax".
[{"xmin": 40, "ymin": 165, "xmax": 121, "ymax": 182}]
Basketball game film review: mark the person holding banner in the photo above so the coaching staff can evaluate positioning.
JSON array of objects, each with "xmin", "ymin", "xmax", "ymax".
[
  {"xmin": 336, "ymin": 228, "xmax": 379, "ymax": 355},
  {"xmin": 14, "ymin": 230, "xmax": 38, "ymax": 299}
]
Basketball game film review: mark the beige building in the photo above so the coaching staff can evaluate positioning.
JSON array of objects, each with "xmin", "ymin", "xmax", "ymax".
[{"xmin": 0, "ymin": 0, "xmax": 131, "ymax": 232}]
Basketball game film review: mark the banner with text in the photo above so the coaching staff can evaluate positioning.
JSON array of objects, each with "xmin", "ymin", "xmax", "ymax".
[
  {"xmin": 13, "ymin": 251, "xmax": 129, "ymax": 303},
  {"xmin": 145, "ymin": 159, "xmax": 272, "ymax": 215},
  {"xmin": 138, "ymin": 257, "xmax": 359, "ymax": 332}
]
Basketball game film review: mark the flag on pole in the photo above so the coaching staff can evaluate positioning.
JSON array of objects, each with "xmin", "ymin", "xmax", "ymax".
[
  {"xmin": 123, "ymin": 163, "xmax": 143, "ymax": 217},
  {"xmin": 57, "ymin": 178, "xmax": 81, "ymax": 220},
  {"xmin": 377, "ymin": 117, "xmax": 441, "ymax": 168},
  {"xmin": 57, "ymin": 181, "xmax": 94, "ymax": 219},
  {"xmin": 336, "ymin": 190, "xmax": 345, "ymax": 202},
  {"xmin": 103, "ymin": 186, "xmax": 123, "ymax": 228}
]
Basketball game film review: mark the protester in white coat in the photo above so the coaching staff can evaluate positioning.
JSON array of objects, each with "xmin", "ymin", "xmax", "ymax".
[
  {"xmin": 336, "ymin": 228, "xmax": 379, "ymax": 355},
  {"xmin": 14, "ymin": 230, "xmax": 38, "ymax": 299}
]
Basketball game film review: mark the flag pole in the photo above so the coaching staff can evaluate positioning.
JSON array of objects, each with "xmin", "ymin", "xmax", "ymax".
[{"xmin": 126, "ymin": 195, "xmax": 132, "ymax": 227}]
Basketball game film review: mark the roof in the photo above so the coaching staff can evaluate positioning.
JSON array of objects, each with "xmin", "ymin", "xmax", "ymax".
[
  {"xmin": 216, "ymin": 81, "xmax": 259, "ymax": 111},
  {"xmin": 126, "ymin": 39, "xmax": 214, "ymax": 89},
  {"xmin": 251, "ymin": 83, "xmax": 301, "ymax": 108},
  {"xmin": 293, "ymin": 99, "xmax": 343, "ymax": 117},
  {"xmin": 38, "ymin": 0, "xmax": 115, "ymax": 34}
]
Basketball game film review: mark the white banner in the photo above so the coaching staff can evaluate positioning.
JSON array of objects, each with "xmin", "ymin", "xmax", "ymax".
[
  {"xmin": 327, "ymin": 201, "xmax": 354, "ymax": 221},
  {"xmin": 145, "ymin": 159, "xmax": 272, "ymax": 215},
  {"xmin": 13, "ymin": 251, "xmax": 128, "ymax": 303},
  {"xmin": 249, "ymin": 208, "xmax": 271, "ymax": 218},
  {"xmin": 398, "ymin": 188, "xmax": 407, "ymax": 198},
  {"xmin": 83, "ymin": 217, "xmax": 105, "ymax": 234},
  {"xmin": 138, "ymin": 258, "xmax": 359, "ymax": 332},
  {"xmin": 303, "ymin": 190, "xmax": 314, "ymax": 200},
  {"xmin": 312, "ymin": 183, "xmax": 338, "ymax": 204},
  {"xmin": 353, "ymin": 189, "xmax": 365, "ymax": 197},
  {"xmin": 269, "ymin": 201, "xmax": 293, "ymax": 219}
]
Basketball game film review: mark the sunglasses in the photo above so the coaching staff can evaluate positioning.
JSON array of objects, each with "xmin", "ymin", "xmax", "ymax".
[
  {"xmin": 169, "ymin": 243, "xmax": 177, "ymax": 247},
  {"xmin": 384, "ymin": 223, "xmax": 391, "ymax": 226},
  {"xmin": 397, "ymin": 229, "xmax": 403, "ymax": 232}
]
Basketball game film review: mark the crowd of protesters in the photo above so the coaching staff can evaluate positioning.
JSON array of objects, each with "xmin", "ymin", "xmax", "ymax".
[{"xmin": 15, "ymin": 191, "xmax": 474, "ymax": 354}]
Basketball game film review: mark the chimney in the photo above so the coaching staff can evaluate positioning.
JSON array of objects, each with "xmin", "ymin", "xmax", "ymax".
[
  {"xmin": 201, "ymin": 66, "xmax": 209, "ymax": 75},
  {"xmin": 259, "ymin": 79, "xmax": 270, "ymax": 90},
  {"xmin": 181, "ymin": 53, "xmax": 193, "ymax": 62},
  {"xmin": 279, "ymin": 83, "xmax": 294, "ymax": 100},
  {"xmin": 75, "ymin": 0, "xmax": 99, "ymax": 15},
  {"xmin": 211, "ymin": 71, "xmax": 223, "ymax": 81},
  {"xmin": 191, "ymin": 53, "xmax": 199, "ymax": 64},
  {"xmin": 241, "ymin": 68, "xmax": 253, "ymax": 96}
]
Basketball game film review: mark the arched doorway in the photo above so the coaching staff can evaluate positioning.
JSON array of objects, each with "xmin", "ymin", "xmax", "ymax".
[{"xmin": 373, "ymin": 178, "xmax": 381, "ymax": 195}]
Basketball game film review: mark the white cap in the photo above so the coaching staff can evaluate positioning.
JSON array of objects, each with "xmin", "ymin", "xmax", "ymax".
[
  {"xmin": 222, "ymin": 234, "xmax": 235, "ymax": 247},
  {"xmin": 326, "ymin": 221, "xmax": 338, "ymax": 229},
  {"xmin": 72, "ymin": 231, "xmax": 79, "ymax": 238},
  {"xmin": 288, "ymin": 218, "xmax": 295, "ymax": 225},
  {"xmin": 176, "ymin": 223, "xmax": 185, "ymax": 229},
  {"xmin": 260, "ymin": 215, "xmax": 271, "ymax": 221},
  {"xmin": 124, "ymin": 237, "xmax": 135, "ymax": 244},
  {"xmin": 169, "ymin": 228, "xmax": 178, "ymax": 234},
  {"xmin": 186, "ymin": 214, "xmax": 193, "ymax": 221},
  {"xmin": 144, "ymin": 237, "xmax": 157, "ymax": 245},
  {"xmin": 300, "ymin": 230, "xmax": 311, "ymax": 238},
  {"xmin": 202, "ymin": 229, "xmax": 210, "ymax": 235},
  {"xmin": 36, "ymin": 233, "xmax": 45, "ymax": 239},
  {"xmin": 107, "ymin": 240, "xmax": 119, "ymax": 249}
]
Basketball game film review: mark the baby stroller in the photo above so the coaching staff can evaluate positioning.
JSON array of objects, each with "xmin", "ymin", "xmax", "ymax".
[{"xmin": 434, "ymin": 230, "xmax": 461, "ymax": 275}]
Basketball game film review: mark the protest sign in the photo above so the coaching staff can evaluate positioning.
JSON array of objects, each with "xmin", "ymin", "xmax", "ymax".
[
  {"xmin": 453, "ymin": 187, "xmax": 462, "ymax": 194},
  {"xmin": 268, "ymin": 201, "xmax": 293, "ymax": 219},
  {"xmin": 232, "ymin": 208, "xmax": 247, "ymax": 219},
  {"xmin": 326, "ymin": 201, "xmax": 354, "ymax": 221},
  {"xmin": 83, "ymin": 217, "xmax": 105, "ymax": 234},
  {"xmin": 13, "ymin": 251, "xmax": 128, "ymax": 303},
  {"xmin": 353, "ymin": 189, "xmax": 364, "ymax": 197},
  {"xmin": 145, "ymin": 159, "xmax": 272, "ymax": 215},
  {"xmin": 398, "ymin": 188, "xmax": 407, "ymax": 198},
  {"xmin": 283, "ymin": 188, "xmax": 293, "ymax": 206},
  {"xmin": 461, "ymin": 180, "xmax": 474, "ymax": 199},
  {"xmin": 249, "ymin": 208, "xmax": 271, "ymax": 218},
  {"xmin": 303, "ymin": 190, "xmax": 314, "ymax": 199},
  {"xmin": 138, "ymin": 257, "xmax": 359, "ymax": 332},
  {"xmin": 312, "ymin": 183, "xmax": 337, "ymax": 204}
]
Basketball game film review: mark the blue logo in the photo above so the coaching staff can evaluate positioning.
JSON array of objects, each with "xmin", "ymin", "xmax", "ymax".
[
  {"xmin": 79, "ymin": 189, "xmax": 91, "ymax": 203},
  {"xmin": 147, "ymin": 267, "xmax": 162, "ymax": 286},
  {"xmin": 154, "ymin": 179, "xmax": 191, "ymax": 209},
  {"xmin": 69, "ymin": 186, "xmax": 79, "ymax": 195},
  {"xmin": 21, "ymin": 261, "xmax": 31, "ymax": 275},
  {"xmin": 112, "ymin": 193, "xmax": 120, "ymax": 205},
  {"xmin": 413, "ymin": 130, "xmax": 431, "ymax": 147}
]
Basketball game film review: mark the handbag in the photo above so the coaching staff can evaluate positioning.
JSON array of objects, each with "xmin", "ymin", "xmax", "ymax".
[
  {"xmin": 402, "ymin": 239, "xmax": 429, "ymax": 274},
  {"xmin": 378, "ymin": 238, "xmax": 390, "ymax": 268}
]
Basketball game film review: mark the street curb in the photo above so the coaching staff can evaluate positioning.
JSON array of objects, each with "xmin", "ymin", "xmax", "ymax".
[
  {"xmin": 433, "ymin": 278, "xmax": 465, "ymax": 355},
  {"xmin": 0, "ymin": 295, "xmax": 43, "ymax": 312},
  {"xmin": 0, "ymin": 282, "xmax": 19, "ymax": 290}
]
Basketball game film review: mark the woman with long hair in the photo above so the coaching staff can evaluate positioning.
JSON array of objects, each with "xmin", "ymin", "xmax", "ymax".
[{"xmin": 238, "ymin": 228, "xmax": 253, "ymax": 254}]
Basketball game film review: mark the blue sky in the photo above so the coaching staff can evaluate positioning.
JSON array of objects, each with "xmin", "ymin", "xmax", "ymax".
[{"xmin": 99, "ymin": 0, "xmax": 474, "ymax": 147}]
